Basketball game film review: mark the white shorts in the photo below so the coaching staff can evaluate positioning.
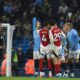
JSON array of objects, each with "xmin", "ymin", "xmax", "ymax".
[
  {"xmin": 33, "ymin": 51, "xmax": 40, "ymax": 59},
  {"xmin": 39, "ymin": 53, "xmax": 51, "ymax": 59},
  {"xmin": 51, "ymin": 45, "xmax": 62, "ymax": 58},
  {"xmin": 68, "ymin": 49, "xmax": 80, "ymax": 59},
  {"xmin": 40, "ymin": 44, "xmax": 51, "ymax": 58},
  {"xmin": 40, "ymin": 44, "xmax": 51, "ymax": 55}
]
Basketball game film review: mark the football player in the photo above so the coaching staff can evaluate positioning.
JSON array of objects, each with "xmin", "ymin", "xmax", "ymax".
[
  {"xmin": 38, "ymin": 22, "xmax": 52, "ymax": 78},
  {"xmin": 32, "ymin": 17, "xmax": 40, "ymax": 76},
  {"xmin": 63, "ymin": 22, "xmax": 80, "ymax": 77},
  {"xmin": 49, "ymin": 20, "xmax": 66, "ymax": 77}
]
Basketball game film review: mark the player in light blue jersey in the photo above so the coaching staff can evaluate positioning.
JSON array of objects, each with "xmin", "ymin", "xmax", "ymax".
[
  {"xmin": 63, "ymin": 22, "xmax": 80, "ymax": 77},
  {"xmin": 32, "ymin": 17, "xmax": 41, "ymax": 58},
  {"xmin": 32, "ymin": 17, "xmax": 41, "ymax": 76}
]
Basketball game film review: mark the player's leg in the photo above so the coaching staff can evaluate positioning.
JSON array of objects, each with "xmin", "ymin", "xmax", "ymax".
[
  {"xmin": 46, "ymin": 53, "xmax": 52, "ymax": 77},
  {"xmin": 50, "ymin": 53, "xmax": 55, "ymax": 75},
  {"xmin": 68, "ymin": 51, "xmax": 74, "ymax": 77},
  {"xmin": 51, "ymin": 50, "xmax": 61, "ymax": 77},
  {"xmin": 39, "ymin": 54, "xmax": 45, "ymax": 77},
  {"xmin": 74, "ymin": 50, "xmax": 80, "ymax": 69},
  {"xmin": 53, "ymin": 56, "xmax": 61, "ymax": 77},
  {"xmin": 61, "ymin": 58, "xmax": 69, "ymax": 77},
  {"xmin": 33, "ymin": 51, "xmax": 39, "ymax": 76},
  {"xmin": 53, "ymin": 47, "xmax": 62, "ymax": 77},
  {"xmin": 39, "ymin": 48, "xmax": 45, "ymax": 77},
  {"xmin": 61, "ymin": 49, "xmax": 68, "ymax": 77},
  {"xmin": 61, "ymin": 49, "xmax": 66, "ymax": 72},
  {"xmin": 45, "ymin": 45, "xmax": 53, "ymax": 77}
]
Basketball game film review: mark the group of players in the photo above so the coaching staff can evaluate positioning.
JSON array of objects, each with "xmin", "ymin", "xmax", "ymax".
[{"xmin": 32, "ymin": 17, "xmax": 80, "ymax": 78}]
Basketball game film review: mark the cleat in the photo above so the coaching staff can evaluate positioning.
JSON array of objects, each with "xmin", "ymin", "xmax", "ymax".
[
  {"xmin": 56, "ymin": 73, "xmax": 62, "ymax": 78},
  {"xmin": 63, "ymin": 73, "xmax": 68, "ymax": 78},
  {"xmin": 70, "ymin": 73, "xmax": 74, "ymax": 78}
]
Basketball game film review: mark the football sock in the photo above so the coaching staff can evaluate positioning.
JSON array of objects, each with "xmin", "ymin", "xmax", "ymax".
[
  {"xmin": 54, "ymin": 63, "xmax": 61, "ymax": 74},
  {"xmin": 47, "ymin": 59, "xmax": 52, "ymax": 70},
  {"xmin": 39, "ymin": 58, "xmax": 44, "ymax": 71},
  {"xmin": 35, "ymin": 59, "xmax": 39, "ymax": 75}
]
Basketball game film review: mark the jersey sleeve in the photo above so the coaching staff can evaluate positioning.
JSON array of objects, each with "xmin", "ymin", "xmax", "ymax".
[
  {"xmin": 73, "ymin": 30, "xmax": 79, "ymax": 45},
  {"xmin": 32, "ymin": 17, "xmax": 37, "ymax": 39},
  {"xmin": 32, "ymin": 17, "xmax": 37, "ymax": 32},
  {"xmin": 49, "ymin": 30, "xmax": 53, "ymax": 43}
]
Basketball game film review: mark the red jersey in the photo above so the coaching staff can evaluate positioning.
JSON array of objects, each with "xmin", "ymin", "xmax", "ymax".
[
  {"xmin": 50, "ymin": 27, "xmax": 62, "ymax": 47},
  {"xmin": 39, "ymin": 28, "xmax": 50, "ymax": 47}
]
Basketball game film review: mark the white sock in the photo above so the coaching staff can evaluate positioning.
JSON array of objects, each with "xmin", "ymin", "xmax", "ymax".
[
  {"xmin": 49, "ymin": 71, "xmax": 52, "ymax": 76},
  {"xmin": 35, "ymin": 72, "xmax": 38, "ymax": 75},
  {"xmin": 40, "ymin": 72, "xmax": 45, "ymax": 76}
]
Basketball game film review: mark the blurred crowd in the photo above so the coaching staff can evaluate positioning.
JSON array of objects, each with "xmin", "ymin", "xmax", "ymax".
[{"xmin": 0, "ymin": 0, "xmax": 80, "ymax": 36}]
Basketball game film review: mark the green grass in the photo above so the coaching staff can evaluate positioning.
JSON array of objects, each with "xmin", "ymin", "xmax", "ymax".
[{"xmin": 0, "ymin": 77, "xmax": 80, "ymax": 80}]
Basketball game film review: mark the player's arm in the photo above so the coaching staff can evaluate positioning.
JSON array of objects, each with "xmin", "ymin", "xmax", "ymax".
[
  {"xmin": 61, "ymin": 30, "xmax": 66, "ymax": 38},
  {"xmin": 32, "ymin": 17, "xmax": 37, "ymax": 31},
  {"xmin": 73, "ymin": 31, "xmax": 80, "ymax": 44},
  {"xmin": 49, "ymin": 30, "xmax": 53, "ymax": 43},
  {"xmin": 32, "ymin": 17, "xmax": 37, "ymax": 40}
]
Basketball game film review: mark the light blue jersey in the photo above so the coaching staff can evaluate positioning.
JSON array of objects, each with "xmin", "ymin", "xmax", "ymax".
[
  {"xmin": 32, "ymin": 17, "xmax": 37, "ymax": 33},
  {"xmin": 33, "ymin": 30, "xmax": 40, "ymax": 51},
  {"xmin": 67, "ymin": 29, "xmax": 80, "ymax": 51},
  {"xmin": 32, "ymin": 17, "xmax": 40, "ymax": 51}
]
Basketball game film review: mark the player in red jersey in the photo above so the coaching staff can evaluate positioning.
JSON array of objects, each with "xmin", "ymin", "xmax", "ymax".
[
  {"xmin": 39, "ymin": 22, "xmax": 52, "ymax": 78},
  {"xmin": 49, "ymin": 20, "xmax": 66, "ymax": 77}
]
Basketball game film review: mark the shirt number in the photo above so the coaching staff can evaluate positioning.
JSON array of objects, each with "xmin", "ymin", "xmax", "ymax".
[
  {"xmin": 42, "ymin": 34, "xmax": 47, "ymax": 42},
  {"xmin": 54, "ymin": 33, "xmax": 61, "ymax": 41}
]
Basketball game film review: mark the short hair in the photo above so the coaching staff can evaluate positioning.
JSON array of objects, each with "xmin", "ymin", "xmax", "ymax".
[
  {"xmin": 49, "ymin": 19, "xmax": 55, "ymax": 26},
  {"xmin": 43, "ymin": 21, "xmax": 49, "ymax": 27},
  {"xmin": 64, "ymin": 22, "xmax": 73, "ymax": 28}
]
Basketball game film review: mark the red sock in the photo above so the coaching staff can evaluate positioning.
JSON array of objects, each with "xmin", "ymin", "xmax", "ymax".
[
  {"xmin": 54, "ymin": 63, "xmax": 61, "ymax": 74},
  {"xmin": 47, "ymin": 59, "xmax": 52, "ymax": 70},
  {"xmin": 39, "ymin": 59, "xmax": 44, "ymax": 71}
]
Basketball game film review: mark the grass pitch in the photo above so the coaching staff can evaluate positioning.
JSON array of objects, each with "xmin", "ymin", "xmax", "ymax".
[{"xmin": 0, "ymin": 77, "xmax": 80, "ymax": 80}]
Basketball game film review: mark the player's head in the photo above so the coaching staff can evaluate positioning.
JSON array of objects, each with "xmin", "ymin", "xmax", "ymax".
[
  {"xmin": 43, "ymin": 21, "xmax": 49, "ymax": 29},
  {"xmin": 36, "ymin": 21, "xmax": 41, "ymax": 29},
  {"xmin": 63, "ymin": 22, "xmax": 73, "ymax": 33},
  {"xmin": 49, "ymin": 20, "xmax": 56, "ymax": 28}
]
